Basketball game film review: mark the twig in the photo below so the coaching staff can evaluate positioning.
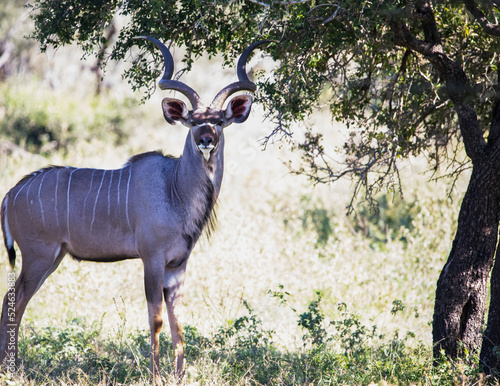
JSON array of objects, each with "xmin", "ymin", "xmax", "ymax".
[{"xmin": 248, "ymin": 0, "xmax": 312, "ymax": 6}]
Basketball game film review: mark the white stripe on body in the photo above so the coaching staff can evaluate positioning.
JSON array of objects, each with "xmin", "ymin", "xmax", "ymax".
[
  {"xmin": 91, "ymin": 170, "xmax": 106, "ymax": 231},
  {"xmin": 83, "ymin": 170, "xmax": 97, "ymax": 225},
  {"xmin": 13, "ymin": 178, "xmax": 31, "ymax": 206},
  {"xmin": 125, "ymin": 165, "xmax": 132, "ymax": 232},
  {"xmin": 37, "ymin": 169, "xmax": 52, "ymax": 227},
  {"xmin": 66, "ymin": 169, "xmax": 77, "ymax": 241},
  {"xmin": 107, "ymin": 170, "xmax": 114, "ymax": 216},
  {"xmin": 25, "ymin": 172, "xmax": 43, "ymax": 215},
  {"xmin": 55, "ymin": 168, "xmax": 62, "ymax": 227},
  {"xmin": 117, "ymin": 168, "xmax": 123, "ymax": 205}
]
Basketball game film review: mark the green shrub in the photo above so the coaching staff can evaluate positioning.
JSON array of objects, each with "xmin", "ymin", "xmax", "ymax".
[
  {"xmin": 0, "ymin": 84, "xmax": 134, "ymax": 154},
  {"xmin": 19, "ymin": 317, "xmax": 111, "ymax": 382},
  {"xmin": 352, "ymin": 192, "xmax": 420, "ymax": 247},
  {"xmin": 284, "ymin": 194, "xmax": 335, "ymax": 247}
]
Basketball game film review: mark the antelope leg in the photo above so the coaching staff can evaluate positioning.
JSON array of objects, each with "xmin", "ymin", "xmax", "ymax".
[
  {"xmin": 143, "ymin": 258, "xmax": 164, "ymax": 383},
  {"xmin": 164, "ymin": 261, "xmax": 187, "ymax": 379},
  {"xmin": 0, "ymin": 243, "xmax": 64, "ymax": 369}
]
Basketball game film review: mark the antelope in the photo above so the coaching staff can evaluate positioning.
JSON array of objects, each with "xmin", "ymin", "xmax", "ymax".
[{"xmin": 0, "ymin": 36, "xmax": 270, "ymax": 380}]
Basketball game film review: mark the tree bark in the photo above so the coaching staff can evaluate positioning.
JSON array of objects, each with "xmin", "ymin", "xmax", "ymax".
[
  {"xmin": 481, "ymin": 241, "xmax": 500, "ymax": 372},
  {"xmin": 433, "ymin": 156, "xmax": 500, "ymax": 360},
  {"xmin": 480, "ymin": 62, "xmax": 500, "ymax": 374}
]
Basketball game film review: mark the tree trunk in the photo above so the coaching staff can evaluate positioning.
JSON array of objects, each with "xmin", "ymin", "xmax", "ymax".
[
  {"xmin": 433, "ymin": 157, "xmax": 500, "ymax": 361},
  {"xmin": 480, "ymin": 65, "xmax": 500, "ymax": 374},
  {"xmin": 386, "ymin": 0, "xmax": 500, "ymax": 369},
  {"xmin": 481, "ymin": 236, "xmax": 500, "ymax": 372}
]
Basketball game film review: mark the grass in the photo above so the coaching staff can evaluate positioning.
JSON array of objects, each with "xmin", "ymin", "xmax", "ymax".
[
  {"xmin": 0, "ymin": 293, "xmax": 491, "ymax": 385},
  {"xmin": 0, "ymin": 68, "xmax": 492, "ymax": 384}
]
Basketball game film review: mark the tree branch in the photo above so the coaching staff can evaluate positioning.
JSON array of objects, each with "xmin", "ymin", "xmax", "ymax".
[
  {"xmin": 387, "ymin": 3, "xmax": 487, "ymax": 163},
  {"xmin": 464, "ymin": 0, "xmax": 500, "ymax": 37},
  {"xmin": 415, "ymin": 0, "xmax": 442, "ymax": 44},
  {"xmin": 248, "ymin": 0, "xmax": 312, "ymax": 5},
  {"xmin": 488, "ymin": 59, "xmax": 500, "ymax": 144}
]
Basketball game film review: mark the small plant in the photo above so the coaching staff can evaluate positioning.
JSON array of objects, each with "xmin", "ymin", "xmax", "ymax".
[
  {"xmin": 391, "ymin": 299, "xmax": 405, "ymax": 315},
  {"xmin": 297, "ymin": 291, "xmax": 328, "ymax": 347},
  {"xmin": 331, "ymin": 302, "xmax": 378, "ymax": 357},
  {"xmin": 210, "ymin": 299, "xmax": 279, "ymax": 383},
  {"xmin": 267, "ymin": 283, "xmax": 293, "ymax": 307},
  {"xmin": 213, "ymin": 299, "xmax": 273, "ymax": 350}
]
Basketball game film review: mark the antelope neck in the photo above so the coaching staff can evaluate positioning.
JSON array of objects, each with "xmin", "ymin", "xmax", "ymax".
[{"xmin": 175, "ymin": 131, "xmax": 224, "ymax": 197}]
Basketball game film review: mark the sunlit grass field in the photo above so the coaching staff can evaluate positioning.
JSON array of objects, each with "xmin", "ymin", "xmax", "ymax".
[{"xmin": 0, "ymin": 54, "xmax": 486, "ymax": 384}]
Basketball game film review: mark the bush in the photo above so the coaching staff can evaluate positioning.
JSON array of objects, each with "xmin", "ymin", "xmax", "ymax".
[
  {"xmin": 0, "ymin": 83, "xmax": 134, "ymax": 154},
  {"xmin": 282, "ymin": 194, "xmax": 335, "ymax": 247},
  {"xmin": 352, "ymin": 192, "xmax": 420, "ymax": 247}
]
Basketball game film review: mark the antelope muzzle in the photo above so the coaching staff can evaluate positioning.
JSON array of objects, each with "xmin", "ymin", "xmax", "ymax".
[{"xmin": 194, "ymin": 124, "xmax": 219, "ymax": 161}]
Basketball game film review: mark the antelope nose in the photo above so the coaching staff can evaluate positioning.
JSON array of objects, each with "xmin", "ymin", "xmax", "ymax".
[{"xmin": 199, "ymin": 136, "xmax": 213, "ymax": 147}]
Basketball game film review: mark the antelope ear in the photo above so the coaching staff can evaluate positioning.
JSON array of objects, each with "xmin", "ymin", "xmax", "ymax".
[
  {"xmin": 224, "ymin": 95, "xmax": 253, "ymax": 124},
  {"xmin": 162, "ymin": 98, "xmax": 190, "ymax": 125}
]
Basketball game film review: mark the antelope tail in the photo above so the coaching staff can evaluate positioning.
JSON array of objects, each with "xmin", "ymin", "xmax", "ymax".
[{"xmin": 1, "ymin": 195, "xmax": 16, "ymax": 268}]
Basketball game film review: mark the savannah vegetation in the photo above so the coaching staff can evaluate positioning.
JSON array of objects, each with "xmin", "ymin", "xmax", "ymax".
[
  {"xmin": 25, "ymin": 0, "xmax": 500, "ymax": 373},
  {"xmin": 0, "ymin": 0, "xmax": 500, "ymax": 384}
]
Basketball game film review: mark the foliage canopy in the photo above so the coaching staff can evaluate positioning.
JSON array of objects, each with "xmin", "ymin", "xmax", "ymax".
[{"xmin": 28, "ymin": 0, "xmax": 500, "ymax": 207}]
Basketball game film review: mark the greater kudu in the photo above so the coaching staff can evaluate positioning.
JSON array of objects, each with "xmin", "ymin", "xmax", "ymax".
[{"xmin": 0, "ymin": 36, "xmax": 269, "ymax": 380}]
